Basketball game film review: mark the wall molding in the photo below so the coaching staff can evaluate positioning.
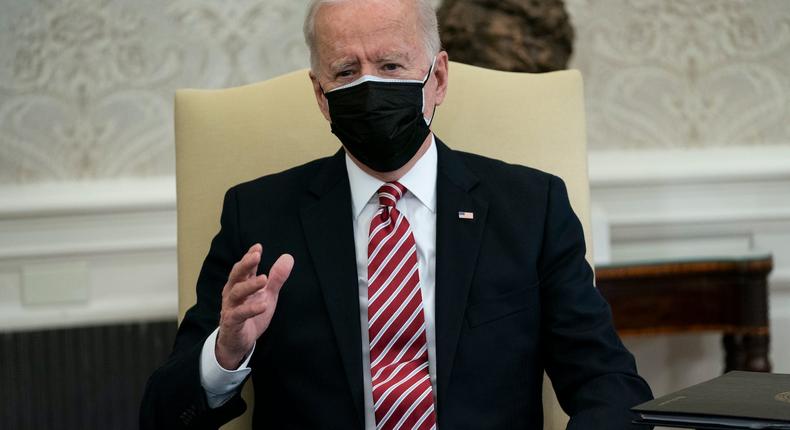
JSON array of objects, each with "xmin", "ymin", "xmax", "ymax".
[
  {"xmin": 589, "ymin": 146, "xmax": 790, "ymax": 186},
  {"xmin": 590, "ymin": 146, "xmax": 790, "ymax": 293},
  {"xmin": 0, "ymin": 176, "xmax": 176, "ymax": 218},
  {"xmin": 0, "ymin": 177, "xmax": 178, "ymax": 331}
]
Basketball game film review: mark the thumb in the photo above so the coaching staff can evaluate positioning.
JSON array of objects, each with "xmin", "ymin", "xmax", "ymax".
[{"xmin": 265, "ymin": 254, "xmax": 294, "ymax": 295}]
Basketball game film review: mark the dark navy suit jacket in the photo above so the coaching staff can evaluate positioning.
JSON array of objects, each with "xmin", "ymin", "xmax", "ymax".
[{"xmin": 141, "ymin": 139, "xmax": 653, "ymax": 429}]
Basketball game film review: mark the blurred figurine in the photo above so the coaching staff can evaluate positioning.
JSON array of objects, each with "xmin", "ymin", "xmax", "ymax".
[{"xmin": 438, "ymin": 0, "xmax": 574, "ymax": 72}]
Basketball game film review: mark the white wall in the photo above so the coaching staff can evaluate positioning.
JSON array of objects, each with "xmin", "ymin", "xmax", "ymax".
[{"xmin": 1, "ymin": 0, "xmax": 789, "ymax": 405}]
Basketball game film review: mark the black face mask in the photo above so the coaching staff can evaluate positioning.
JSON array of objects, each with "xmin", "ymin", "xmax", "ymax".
[{"xmin": 324, "ymin": 60, "xmax": 435, "ymax": 172}]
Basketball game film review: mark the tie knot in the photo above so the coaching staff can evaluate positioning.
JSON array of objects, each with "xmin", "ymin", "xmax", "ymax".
[{"xmin": 377, "ymin": 182, "xmax": 406, "ymax": 207}]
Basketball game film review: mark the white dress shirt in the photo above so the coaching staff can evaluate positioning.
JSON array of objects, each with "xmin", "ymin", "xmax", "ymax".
[{"xmin": 200, "ymin": 136, "xmax": 439, "ymax": 430}]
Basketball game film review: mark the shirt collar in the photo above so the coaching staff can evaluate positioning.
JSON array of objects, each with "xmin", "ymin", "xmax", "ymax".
[{"xmin": 345, "ymin": 134, "xmax": 438, "ymax": 219}]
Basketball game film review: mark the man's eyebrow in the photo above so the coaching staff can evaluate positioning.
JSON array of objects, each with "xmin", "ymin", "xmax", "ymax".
[
  {"xmin": 374, "ymin": 52, "xmax": 410, "ymax": 63},
  {"xmin": 329, "ymin": 58, "xmax": 358, "ymax": 71}
]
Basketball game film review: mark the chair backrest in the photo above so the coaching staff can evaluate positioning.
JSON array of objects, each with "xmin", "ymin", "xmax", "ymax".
[{"xmin": 175, "ymin": 61, "xmax": 588, "ymax": 429}]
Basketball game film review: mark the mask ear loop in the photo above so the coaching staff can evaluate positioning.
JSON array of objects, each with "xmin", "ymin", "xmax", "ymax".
[
  {"xmin": 422, "ymin": 56, "xmax": 437, "ymax": 86},
  {"xmin": 421, "ymin": 56, "xmax": 438, "ymax": 126}
]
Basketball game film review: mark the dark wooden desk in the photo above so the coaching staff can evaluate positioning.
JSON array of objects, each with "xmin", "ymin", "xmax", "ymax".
[{"xmin": 596, "ymin": 255, "xmax": 773, "ymax": 373}]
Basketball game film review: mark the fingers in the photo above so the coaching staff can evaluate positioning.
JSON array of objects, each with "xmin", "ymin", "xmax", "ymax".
[
  {"xmin": 224, "ymin": 250, "xmax": 294, "ymax": 307},
  {"xmin": 225, "ymin": 251, "xmax": 293, "ymax": 304},
  {"xmin": 264, "ymin": 254, "xmax": 295, "ymax": 296},
  {"xmin": 227, "ymin": 244, "xmax": 262, "ymax": 286},
  {"xmin": 226, "ymin": 299, "xmax": 268, "ymax": 324},
  {"xmin": 227, "ymin": 274, "xmax": 267, "ymax": 304},
  {"xmin": 222, "ymin": 254, "xmax": 293, "ymax": 320}
]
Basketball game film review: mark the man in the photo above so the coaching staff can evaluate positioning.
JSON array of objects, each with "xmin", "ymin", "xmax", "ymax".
[{"xmin": 141, "ymin": 0, "xmax": 653, "ymax": 428}]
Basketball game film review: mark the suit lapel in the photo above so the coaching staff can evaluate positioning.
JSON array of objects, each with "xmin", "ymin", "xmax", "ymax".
[
  {"xmin": 299, "ymin": 150, "xmax": 364, "ymax": 427},
  {"xmin": 433, "ymin": 140, "xmax": 489, "ymax": 412}
]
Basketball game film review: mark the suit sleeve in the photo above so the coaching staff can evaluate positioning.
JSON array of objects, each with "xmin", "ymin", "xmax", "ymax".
[
  {"xmin": 140, "ymin": 188, "xmax": 249, "ymax": 429},
  {"xmin": 538, "ymin": 175, "xmax": 653, "ymax": 430}
]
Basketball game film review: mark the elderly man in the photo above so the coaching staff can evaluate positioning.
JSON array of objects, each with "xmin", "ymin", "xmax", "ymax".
[{"xmin": 141, "ymin": 0, "xmax": 653, "ymax": 428}]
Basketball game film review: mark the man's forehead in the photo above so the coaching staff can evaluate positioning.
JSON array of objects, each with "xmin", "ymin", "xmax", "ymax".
[
  {"xmin": 318, "ymin": 30, "xmax": 421, "ymax": 69},
  {"xmin": 314, "ymin": 1, "xmax": 419, "ymax": 43}
]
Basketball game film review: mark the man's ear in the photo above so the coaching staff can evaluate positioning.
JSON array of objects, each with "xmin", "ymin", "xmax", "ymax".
[
  {"xmin": 309, "ymin": 71, "xmax": 332, "ymax": 121},
  {"xmin": 431, "ymin": 51, "xmax": 449, "ymax": 107}
]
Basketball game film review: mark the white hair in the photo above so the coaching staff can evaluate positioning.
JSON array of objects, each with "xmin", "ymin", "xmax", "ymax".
[{"xmin": 303, "ymin": 0, "xmax": 441, "ymax": 71}]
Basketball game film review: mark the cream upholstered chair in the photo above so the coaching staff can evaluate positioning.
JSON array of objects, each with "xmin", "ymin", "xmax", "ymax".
[{"xmin": 175, "ymin": 61, "xmax": 589, "ymax": 430}]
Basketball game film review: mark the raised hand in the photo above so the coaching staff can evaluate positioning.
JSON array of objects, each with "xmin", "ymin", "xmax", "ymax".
[{"xmin": 215, "ymin": 243, "xmax": 294, "ymax": 369}]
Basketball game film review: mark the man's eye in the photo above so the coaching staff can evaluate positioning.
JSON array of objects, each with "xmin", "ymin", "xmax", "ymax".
[
  {"xmin": 337, "ymin": 70, "xmax": 354, "ymax": 78},
  {"xmin": 382, "ymin": 63, "xmax": 401, "ymax": 71}
]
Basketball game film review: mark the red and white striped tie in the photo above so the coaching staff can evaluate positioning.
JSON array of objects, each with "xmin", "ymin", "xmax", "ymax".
[{"xmin": 367, "ymin": 182, "xmax": 436, "ymax": 430}]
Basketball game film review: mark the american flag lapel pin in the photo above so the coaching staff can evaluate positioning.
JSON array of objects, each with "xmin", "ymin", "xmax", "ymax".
[{"xmin": 458, "ymin": 211, "xmax": 474, "ymax": 220}]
